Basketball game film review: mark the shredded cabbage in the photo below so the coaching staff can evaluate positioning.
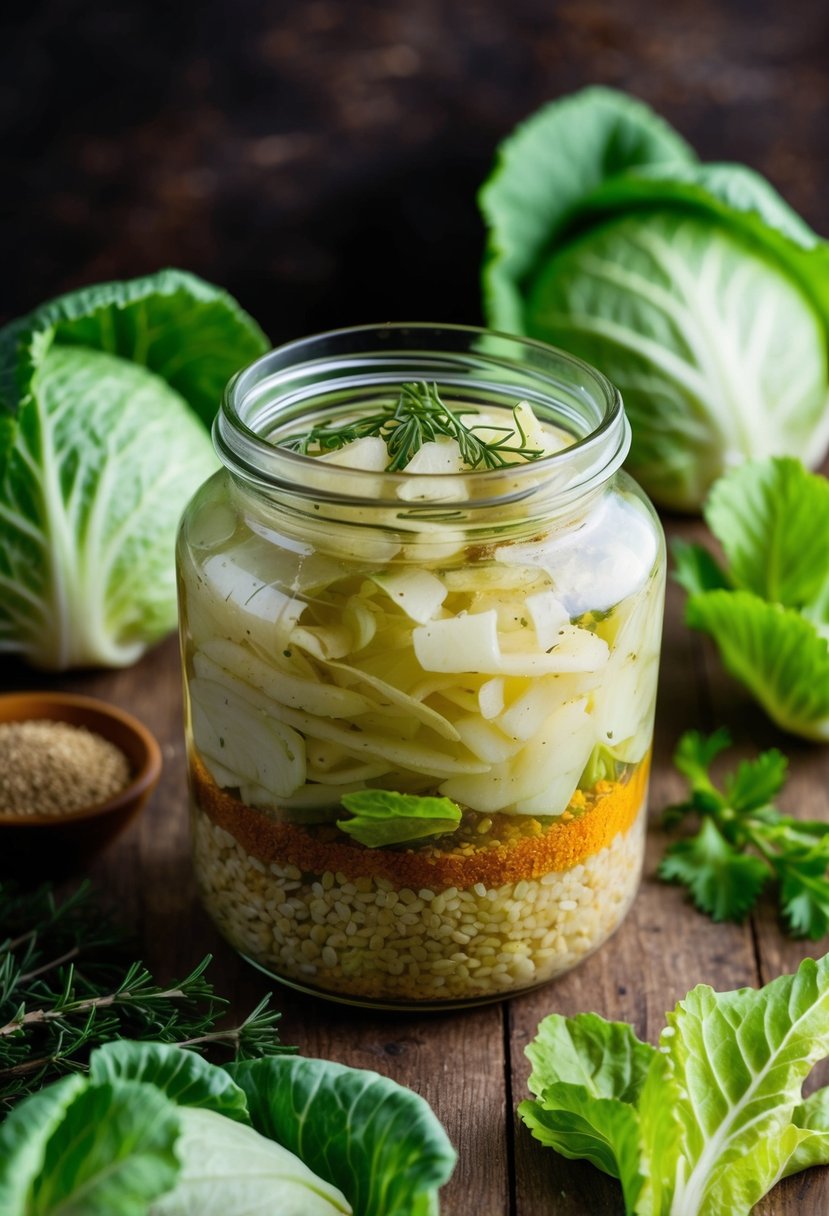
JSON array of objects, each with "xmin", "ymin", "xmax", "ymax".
[{"xmin": 181, "ymin": 400, "xmax": 664, "ymax": 821}]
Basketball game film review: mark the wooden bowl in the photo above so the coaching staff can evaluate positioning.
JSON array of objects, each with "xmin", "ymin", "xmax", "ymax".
[{"xmin": 0, "ymin": 691, "xmax": 162, "ymax": 877}]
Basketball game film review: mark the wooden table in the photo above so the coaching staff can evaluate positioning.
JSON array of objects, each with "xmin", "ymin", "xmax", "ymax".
[{"xmin": 5, "ymin": 533, "xmax": 829, "ymax": 1214}]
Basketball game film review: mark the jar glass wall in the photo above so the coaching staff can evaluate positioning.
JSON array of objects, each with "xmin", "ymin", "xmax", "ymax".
[{"xmin": 177, "ymin": 325, "xmax": 666, "ymax": 1008}]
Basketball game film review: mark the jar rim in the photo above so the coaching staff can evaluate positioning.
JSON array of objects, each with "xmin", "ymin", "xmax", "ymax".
[{"xmin": 215, "ymin": 322, "xmax": 630, "ymax": 510}]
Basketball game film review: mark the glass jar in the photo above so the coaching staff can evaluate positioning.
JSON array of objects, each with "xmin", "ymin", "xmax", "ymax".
[{"xmin": 177, "ymin": 324, "xmax": 665, "ymax": 1009}]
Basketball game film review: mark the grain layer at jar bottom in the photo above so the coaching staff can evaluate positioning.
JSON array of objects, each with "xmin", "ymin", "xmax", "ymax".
[{"xmin": 190, "ymin": 754, "xmax": 649, "ymax": 1006}]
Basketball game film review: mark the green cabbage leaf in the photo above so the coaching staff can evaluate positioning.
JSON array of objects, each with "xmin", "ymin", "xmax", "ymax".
[
  {"xmin": 0, "ymin": 1042, "xmax": 455, "ymax": 1216},
  {"xmin": 229, "ymin": 1054, "xmax": 457, "ymax": 1216},
  {"xmin": 520, "ymin": 954, "xmax": 829, "ymax": 1214},
  {"xmin": 0, "ymin": 269, "xmax": 267, "ymax": 669},
  {"xmin": 674, "ymin": 457, "xmax": 829, "ymax": 739},
  {"xmin": 479, "ymin": 86, "xmax": 829, "ymax": 510}
]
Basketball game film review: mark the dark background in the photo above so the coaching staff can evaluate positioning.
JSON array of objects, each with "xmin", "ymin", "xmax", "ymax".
[{"xmin": 3, "ymin": 0, "xmax": 829, "ymax": 343}]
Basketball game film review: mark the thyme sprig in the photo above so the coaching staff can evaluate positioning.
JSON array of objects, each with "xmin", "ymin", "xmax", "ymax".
[
  {"xmin": 0, "ymin": 881, "xmax": 292, "ymax": 1109},
  {"xmin": 284, "ymin": 381, "xmax": 545, "ymax": 471}
]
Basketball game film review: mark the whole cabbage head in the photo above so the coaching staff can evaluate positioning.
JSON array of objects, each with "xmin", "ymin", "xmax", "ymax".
[
  {"xmin": 479, "ymin": 87, "xmax": 829, "ymax": 511},
  {"xmin": 0, "ymin": 270, "xmax": 268, "ymax": 669}
]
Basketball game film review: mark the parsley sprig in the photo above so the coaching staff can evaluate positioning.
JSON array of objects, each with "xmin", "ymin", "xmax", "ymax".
[
  {"xmin": 284, "ymin": 381, "xmax": 545, "ymax": 471},
  {"xmin": 659, "ymin": 729, "xmax": 829, "ymax": 938}
]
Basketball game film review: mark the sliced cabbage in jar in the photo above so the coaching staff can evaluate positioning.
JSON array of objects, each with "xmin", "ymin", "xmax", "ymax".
[
  {"xmin": 183, "ymin": 395, "xmax": 663, "ymax": 828},
  {"xmin": 189, "ymin": 675, "xmax": 306, "ymax": 799}
]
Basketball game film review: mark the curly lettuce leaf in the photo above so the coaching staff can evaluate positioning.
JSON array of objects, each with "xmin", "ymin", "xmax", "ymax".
[
  {"xmin": 520, "ymin": 1012, "xmax": 653, "ymax": 1209},
  {"xmin": 229, "ymin": 1055, "xmax": 456, "ymax": 1216},
  {"xmin": 521, "ymin": 954, "xmax": 829, "ymax": 1215},
  {"xmin": 649, "ymin": 956, "xmax": 829, "ymax": 1213},
  {"xmin": 0, "ymin": 270, "xmax": 267, "ymax": 669}
]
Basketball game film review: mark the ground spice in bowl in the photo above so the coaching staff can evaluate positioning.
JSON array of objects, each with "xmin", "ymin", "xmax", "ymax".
[{"xmin": 0, "ymin": 719, "xmax": 131, "ymax": 816}]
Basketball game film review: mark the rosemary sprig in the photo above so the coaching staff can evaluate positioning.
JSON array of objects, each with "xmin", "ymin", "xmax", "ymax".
[
  {"xmin": 0, "ymin": 881, "xmax": 292, "ymax": 1109},
  {"xmin": 283, "ymin": 381, "xmax": 545, "ymax": 471}
]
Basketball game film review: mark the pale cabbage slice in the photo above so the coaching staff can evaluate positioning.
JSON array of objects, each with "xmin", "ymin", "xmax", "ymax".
[
  {"xmin": 190, "ymin": 550, "xmax": 305, "ymax": 654},
  {"xmin": 322, "ymin": 659, "xmax": 462, "ymax": 742},
  {"xmin": 196, "ymin": 641, "xmax": 374, "ymax": 718},
  {"xmin": 370, "ymin": 569, "xmax": 448, "ymax": 623},
  {"xmin": 478, "ymin": 677, "xmax": 505, "ymax": 719},
  {"xmin": 453, "ymin": 715, "xmax": 523, "ymax": 763},
  {"xmin": 318, "ymin": 436, "xmax": 388, "ymax": 470},
  {"xmin": 341, "ymin": 597, "xmax": 378, "ymax": 650},
  {"xmin": 306, "ymin": 760, "xmax": 391, "ymax": 785},
  {"xmin": 590, "ymin": 569, "xmax": 664, "ymax": 761},
  {"xmin": 413, "ymin": 612, "xmax": 502, "ymax": 672},
  {"xmin": 525, "ymin": 590, "xmax": 571, "ymax": 649},
  {"xmin": 399, "ymin": 523, "xmax": 468, "ymax": 563},
  {"xmin": 413, "ymin": 610, "xmax": 609, "ymax": 675},
  {"xmin": 460, "ymin": 401, "xmax": 569, "ymax": 462},
  {"xmin": 291, "ymin": 624, "xmax": 355, "ymax": 661},
  {"xmin": 149, "ymin": 1106, "xmax": 351, "ymax": 1216},
  {"xmin": 253, "ymin": 698, "xmax": 487, "ymax": 778},
  {"xmin": 397, "ymin": 440, "xmax": 470, "ymax": 502},
  {"xmin": 440, "ymin": 699, "xmax": 594, "ymax": 815},
  {"xmin": 441, "ymin": 564, "xmax": 552, "ymax": 594},
  {"xmin": 498, "ymin": 625, "xmax": 609, "ymax": 675},
  {"xmin": 189, "ymin": 676, "xmax": 306, "ymax": 798},
  {"xmin": 592, "ymin": 652, "xmax": 659, "ymax": 764},
  {"xmin": 497, "ymin": 675, "xmax": 595, "ymax": 741},
  {"xmin": 495, "ymin": 495, "xmax": 659, "ymax": 614}
]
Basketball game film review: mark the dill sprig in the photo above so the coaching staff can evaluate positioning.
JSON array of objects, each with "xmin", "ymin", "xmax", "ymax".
[
  {"xmin": 283, "ymin": 381, "xmax": 545, "ymax": 471},
  {"xmin": 0, "ymin": 881, "xmax": 292, "ymax": 1109}
]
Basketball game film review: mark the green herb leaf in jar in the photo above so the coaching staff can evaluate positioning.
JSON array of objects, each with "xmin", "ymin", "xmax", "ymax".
[{"xmin": 337, "ymin": 790, "xmax": 462, "ymax": 848}]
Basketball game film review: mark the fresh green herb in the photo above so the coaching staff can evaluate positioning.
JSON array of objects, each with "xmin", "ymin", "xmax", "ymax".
[
  {"xmin": 284, "ymin": 381, "xmax": 544, "ymax": 471},
  {"xmin": 674, "ymin": 456, "xmax": 829, "ymax": 740},
  {"xmin": 0, "ymin": 881, "xmax": 289, "ymax": 1109},
  {"xmin": 337, "ymin": 789, "xmax": 462, "ymax": 848},
  {"xmin": 0, "ymin": 1041, "xmax": 456, "ymax": 1216},
  {"xmin": 479, "ymin": 86, "xmax": 829, "ymax": 510},
  {"xmin": 659, "ymin": 729, "xmax": 829, "ymax": 937},
  {"xmin": 520, "ymin": 953, "xmax": 829, "ymax": 1215},
  {"xmin": 0, "ymin": 270, "xmax": 267, "ymax": 671}
]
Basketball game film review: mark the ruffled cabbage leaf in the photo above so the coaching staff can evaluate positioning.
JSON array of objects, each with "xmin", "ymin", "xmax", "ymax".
[
  {"xmin": 520, "ymin": 954, "xmax": 829, "ymax": 1214},
  {"xmin": 0, "ymin": 1044, "xmax": 455, "ymax": 1216},
  {"xmin": 0, "ymin": 269, "xmax": 267, "ymax": 669},
  {"xmin": 479, "ymin": 86, "xmax": 829, "ymax": 510},
  {"xmin": 229, "ymin": 1054, "xmax": 457, "ymax": 1216}
]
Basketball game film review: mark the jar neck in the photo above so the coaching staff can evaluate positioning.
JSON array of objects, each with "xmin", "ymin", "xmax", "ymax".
[{"xmin": 214, "ymin": 324, "xmax": 630, "ymax": 542}]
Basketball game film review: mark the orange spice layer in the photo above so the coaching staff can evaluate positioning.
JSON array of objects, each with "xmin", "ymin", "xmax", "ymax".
[{"xmin": 191, "ymin": 753, "xmax": 650, "ymax": 894}]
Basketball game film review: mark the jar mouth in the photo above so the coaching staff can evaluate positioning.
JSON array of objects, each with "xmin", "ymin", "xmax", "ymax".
[{"xmin": 215, "ymin": 322, "xmax": 630, "ymax": 510}]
